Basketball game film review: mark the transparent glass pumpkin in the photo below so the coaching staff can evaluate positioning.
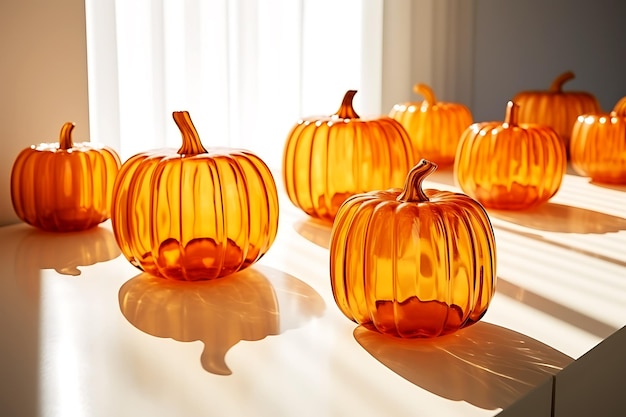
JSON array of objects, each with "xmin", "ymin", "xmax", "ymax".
[
  {"xmin": 330, "ymin": 160, "xmax": 497, "ymax": 338},
  {"xmin": 389, "ymin": 83, "xmax": 473, "ymax": 166},
  {"xmin": 513, "ymin": 71, "xmax": 601, "ymax": 152},
  {"xmin": 282, "ymin": 90, "xmax": 414, "ymax": 222},
  {"xmin": 111, "ymin": 111, "xmax": 279, "ymax": 281},
  {"xmin": 570, "ymin": 97, "xmax": 626, "ymax": 184},
  {"xmin": 10, "ymin": 122, "xmax": 121, "ymax": 232},
  {"xmin": 454, "ymin": 101, "xmax": 567, "ymax": 210}
]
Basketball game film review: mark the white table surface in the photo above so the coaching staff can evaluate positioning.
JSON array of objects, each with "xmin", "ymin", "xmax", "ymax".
[{"xmin": 1, "ymin": 166, "xmax": 624, "ymax": 417}]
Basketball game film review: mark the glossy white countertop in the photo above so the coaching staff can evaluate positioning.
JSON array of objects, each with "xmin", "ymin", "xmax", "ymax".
[{"xmin": 1, "ymin": 167, "xmax": 624, "ymax": 417}]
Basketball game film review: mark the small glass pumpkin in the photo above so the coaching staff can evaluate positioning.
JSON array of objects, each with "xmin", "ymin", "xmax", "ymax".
[
  {"xmin": 111, "ymin": 111, "xmax": 279, "ymax": 281},
  {"xmin": 513, "ymin": 71, "xmax": 601, "ymax": 152},
  {"xmin": 570, "ymin": 97, "xmax": 626, "ymax": 184},
  {"xmin": 10, "ymin": 122, "xmax": 121, "ymax": 232},
  {"xmin": 282, "ymin": 90, "xmax": 414, "ymax": 222},
  {"xmin": 454, "ymin": 101, "xmax": 567, "ymax": 210},
  {"xmin": 389, "ymin": 83, "xmax": 473, "ymax": 166},
  {"xmin": 330, "ymin": 159, "xmax": 497, "ymax": 338}
]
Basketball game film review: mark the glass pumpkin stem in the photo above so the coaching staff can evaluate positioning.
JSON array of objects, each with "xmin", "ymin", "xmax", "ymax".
[
  {"xmin": 504, "ymin": 101, "xmax": 520, "ymax": 127},
  {"xmin": 173, "ymin": 111, "xmax": 208, "ymax": 155},
  {"xmin": 413, "ymin": 83, "xmax": 437, "ymax": 106},
  {"xmin": 613, "ymin": 97, "xmax": 626, "ymax": 117},
  {"xmin": 59, "ymin": 122, "xmax": 75, "ymax": 150},
  {"xmin": 549, "ymin": 71, "xmax": 575, "ymax": 92},
  {"xmin": 396, "ymin": 159, "xmax": 438, "ymax": 203},
  {"xmin": 335, "ymin": 90, "xmax": 360, "ymax": 119}
]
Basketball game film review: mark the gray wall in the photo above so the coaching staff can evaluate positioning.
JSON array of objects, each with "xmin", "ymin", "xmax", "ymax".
[{"xmin": 472, "ymin": 0, "xmax": 626, "ymax": 121}]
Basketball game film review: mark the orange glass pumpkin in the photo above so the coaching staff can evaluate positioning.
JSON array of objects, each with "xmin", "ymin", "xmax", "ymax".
[
  {"xmin": 282, "ymin": 90, "xmax": 414, "ymax": 222},
  {"xmin": 513, "ymin": 71, "xmax": 601, "ymax": 151},
  {"xmin": 454, "ymin": 101, "xmax": 566, "ymax": 210},
  {"xmin": 330, "ymin": 159, "xmax": 497, "ymax": 338},
  {"xmin": 389, "ymin": 83, "xmax": 473, "ymax": 166},
  {"xmin": 570, "ymin": 97, "xmax": 626, "ymax": 184},
  {"xmin": 10, "ymin": 122, "xmax": 121, "ymax": 232},
  {"xmin": 111, "ymin": 111, "xmax": 279, "ymax": 281}
]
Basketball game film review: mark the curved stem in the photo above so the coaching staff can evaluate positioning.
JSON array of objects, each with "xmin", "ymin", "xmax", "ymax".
[
  {"xmin": 396, "ymin": 159, "xmax": 438, "ymax": 203},
  {"xmin": 334, "ymin": 90, "xmax": 360, "ymax": 119},
  {"xmin": 173, "ymin": 111, "xmax": 208, "ymax": 155},
  {"xmin": 549, "ymin": 71, "xmax": 575, "ymax": 92},
  {"xmin": 504, "ymin": 101, "xmax": 519, "ymax": 127},
  {"xmin": 59, "ymin": 122, "xmax": 75, "ymax": 150},
  {"xmin": 413, "ymin": 83, "xmax": 437, "ymax": 106},
  {"xmin": 613, "ymin": 96, "xmax": 626, "ymax": 117}
]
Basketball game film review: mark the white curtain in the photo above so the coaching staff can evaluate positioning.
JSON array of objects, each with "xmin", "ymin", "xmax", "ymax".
[{"xmin": 85, "ymin": 0, "xmax": 386, "ymax": 170}]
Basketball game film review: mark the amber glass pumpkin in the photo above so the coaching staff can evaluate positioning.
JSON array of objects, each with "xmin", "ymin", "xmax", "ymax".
[
  {"xmin": 454, "ymin": 101, "xmax": 566, "ymax": 210},
  {"xmin": 389, "ymin": 83, "xmax": 473, "ymax": 166},
  {"xmin": 513, "ymin": 71, "xmax": 601, "ymax": 151},
  {"xmin": 330, "ymin": 159, "xmax": 497, "ymax": 338},
  {"xmin": 10, "ymin": 122, "xmax": 121, "ymax": 232},
  {"xmin": 111, "ymin": 111, "xmax": 279, "ymax": 281},
  {"xmin": 282, "ymin": 90, "xmax": 414, "ymax": 222},
  {"xmin": 570, "ymin": 98, "xmax": 626, "ymax": 184}
]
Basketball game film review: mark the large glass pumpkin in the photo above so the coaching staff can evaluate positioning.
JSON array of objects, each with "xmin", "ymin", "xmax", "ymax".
[
  {"xmin": 513, "ymin": 71, "xmax": 601, "ymax": 152},
  {"xmin": 454, "ymin": 101, "xmax": 566, "ymax": 210},
  {"xmin": 389, "ymin": 83, "xmax": 473, "ymax": 166},
  {"xmin": 282, "ymin": 90, "xmax": 414, "ymax": 222},
  {"xmin": 10, "ymin": 122, "xmax": 121, "ymax": 232},
  {"xmin": 570, "ymin": 97, "xmax": 626, "ymax": 184},
  {"xmin": 330, "ymin": 159, "xmax": 497, "ymax": 338},
  {"xmin": 111, "ymin": 111, "xmax": 279, "ymax": 281}
]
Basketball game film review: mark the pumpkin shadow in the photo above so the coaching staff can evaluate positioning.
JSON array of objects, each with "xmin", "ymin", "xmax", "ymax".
[
  {"xmin": 294, "ymin": 217, "xmax": 333, "ymax": 249},
  {"xmin": 354, "ymin": 322, "xmax": 573, "ymax": 411},
  {"xmin": 118, "ymin": 265, "xmax": 325, "ymax": 376},
  {"xmin": 489, "ymin": 202, "xmax": 626, "ymax": 234},
  {"xmin": 14, "ymin": 226, "xmax": 121, "ymax": 300},
  {"xmin": 589, "ymin": 181, "xmax": 626, "ymax": 192}
]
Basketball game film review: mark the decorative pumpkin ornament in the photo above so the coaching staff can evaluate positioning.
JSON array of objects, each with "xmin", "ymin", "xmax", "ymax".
[
  {"xmin": 111, "ymin": 111, "xmax": 279, "ymax": 281},
  {"xmin": 10, "ymin": 122, "xmax": 121, "ymax": 232},
  {"xmin": 330, "ymin": 159, "xmax": 497, "ymax": 338},
  {"xmin": 282, "ymin": 90, "xmax": 414, "ymax": 222},
  {"xmin": 454, "ymin": 101, "xmax": 567, "ymax": 210},
  {"xmin": 389, "ymin": 83, "xmax": 473, "ymax": 166},
  {"xmin": 570, "ymin": 97, "xmax": 626, "ymax": 184},
  {"xmin": 513, "ymin": 71, "xmax": 601, "ymax": 151}
]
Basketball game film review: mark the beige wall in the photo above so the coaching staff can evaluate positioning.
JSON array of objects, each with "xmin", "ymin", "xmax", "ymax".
[{"xmin": 0, "ymin": 0, "xmax": 90, "ymax": 226}]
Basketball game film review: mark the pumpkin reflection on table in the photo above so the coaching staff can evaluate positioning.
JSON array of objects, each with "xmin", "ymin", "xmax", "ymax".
[
  {"xmin": 118, "ymin": 265, "xmax": 325, "ymax": 375},
  {"xmin": 14, "ymin": 226, "xmax": 121, "ymax": 300}
]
